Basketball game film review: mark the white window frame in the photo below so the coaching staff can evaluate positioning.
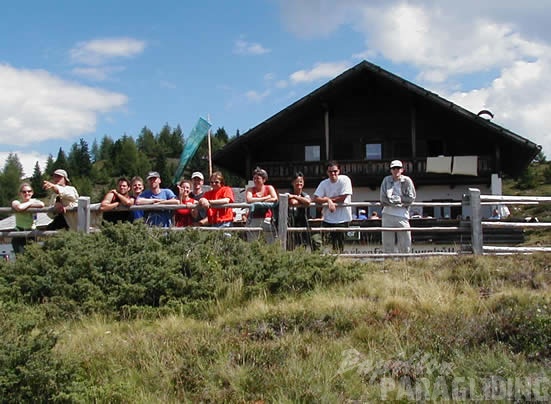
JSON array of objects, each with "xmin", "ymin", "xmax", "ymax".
[
  {"xmin": 365, "ymin": 143, "xmax": 382, "ymax": 160},
  {"xmin": 305, "ymin": 145, "xmax": 320, "ymax": 162}
]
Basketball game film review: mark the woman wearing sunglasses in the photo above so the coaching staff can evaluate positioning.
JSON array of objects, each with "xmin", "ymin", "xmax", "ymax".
[{"xmin": 11, "ymin": 183, "xmax": 45, "ymax": 253}]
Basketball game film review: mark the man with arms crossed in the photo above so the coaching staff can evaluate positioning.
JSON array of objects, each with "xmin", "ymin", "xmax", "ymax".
[
  {"xmin": 313, "ymin": 161, "xmax": 353, "ymax": 252},
  {"xmin": 380, "ymin": 160, "xmax": 416, "ymax": 253}
]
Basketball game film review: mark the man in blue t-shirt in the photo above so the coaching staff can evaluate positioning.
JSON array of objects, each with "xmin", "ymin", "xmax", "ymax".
[{"xmin": 136, "ymin": 171, "xmax": 178, "ymax": 227}]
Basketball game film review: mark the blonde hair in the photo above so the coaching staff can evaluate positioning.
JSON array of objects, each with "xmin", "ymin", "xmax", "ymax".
[
  {"xmin": 210, "ymin": 171, "xmax": 225, "ymax": 185},
  {"xmin": 19, "ymin": 182, "xmax": 33, "ymax": 192}
]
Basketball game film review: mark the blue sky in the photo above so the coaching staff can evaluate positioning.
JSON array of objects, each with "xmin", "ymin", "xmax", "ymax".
[{"xmin": 1, "ymin": 0, "xmax": 551, "ymax": 177}]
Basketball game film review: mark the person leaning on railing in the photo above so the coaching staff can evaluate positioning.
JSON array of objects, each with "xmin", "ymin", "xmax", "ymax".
[
  {"xmin": 287, "ymin": 171, "xmax": 320, "ymax": 250},
  {"xmin": 313, "ymin": 161, "xmax": 353, "ymax": 252},
  {"xmin": 197, "ymin": 171, "xmax": 235, "ymax": 228},
  {"xmin": 129, "ymin": 176, "xmax": 145, "ymax": 222},
  {"xmin": 174, "ymin": 179, "xmax": 195, "ymax": 227},
  {"xmin": 11, "ymin": 182, "xmax": 45, "ymax": 253},
  {"xmin": 135, "ymin": 171, "xmax": 179, "ymax": 227},
  {"xmin": 43, "ymin": 169, "xmax": 79, "ymax": 230},
  {"xmin": 100, "ymin": 177, "xmax": 133, "ymax": 224},
  {"xmin": 245, "ymin": 167, "xmax": 279, "ymax": 243}
]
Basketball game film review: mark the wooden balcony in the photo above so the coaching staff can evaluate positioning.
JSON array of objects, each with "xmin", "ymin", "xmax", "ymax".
[{"xmin": 257, "ymin": 156, "xmax": 494, "ymax": 188}]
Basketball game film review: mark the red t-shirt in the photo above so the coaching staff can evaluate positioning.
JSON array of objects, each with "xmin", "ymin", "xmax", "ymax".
[
  {"xmin": 174, "ymin": 197, "xmax": 195, "ymax": 227},
  {"xmin": 203, "ymin": 186, "xmax": 235, "ymax": 224}
]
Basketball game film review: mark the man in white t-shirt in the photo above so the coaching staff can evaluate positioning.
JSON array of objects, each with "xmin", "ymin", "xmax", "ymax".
[
  {"xmin": 380, "ymin": 160, "xmax": 416, "ymax": 253},
  {"xmin": 313, "ymin": 161, "xmax": 353, "ymax": 251}
]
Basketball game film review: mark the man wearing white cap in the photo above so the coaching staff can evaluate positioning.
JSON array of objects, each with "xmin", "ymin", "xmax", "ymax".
[
  {"xmin": 43, "ymin": 169, "xmax": 80, "ymax": 230},
  {"xmin": 189, "ymin": 171, "xmax": 208, "ymax": 225},
  {"xmin": 379, "ymin": 160, "xmax": 416, "ymax": 253}
]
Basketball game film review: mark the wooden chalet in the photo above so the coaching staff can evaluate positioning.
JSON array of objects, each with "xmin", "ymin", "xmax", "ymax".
[{"xmin": 213, "ymin": 60, "xmax": 541, "ymax": 219}]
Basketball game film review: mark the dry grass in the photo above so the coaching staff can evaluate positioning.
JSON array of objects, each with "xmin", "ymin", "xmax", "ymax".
[{"xmin": 50, "ymin": 255, "xmax": 551, "ymax": 402}]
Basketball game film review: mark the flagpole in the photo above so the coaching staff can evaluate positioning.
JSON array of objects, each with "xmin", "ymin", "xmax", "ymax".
[{"xmin": 207, "ymin": 113, "xmax": 212, "ymax": 177}]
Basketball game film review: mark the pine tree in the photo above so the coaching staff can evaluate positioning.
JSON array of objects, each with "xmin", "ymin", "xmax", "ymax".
[
  {"xmin": 53, "ymin": 148, "xmax": 68, "ymax": 171},
  {"xmin": 30, "ymin": 162, "xmax": 46, "ymax": 198},
  {"xmin": 44, "ymin": 155, "xmax": 55, "ymax": 176},
  {"xmin": 91, "ymin": 138, "xmax": 99, "ymax": 163},
  {"xmin": 68, "ymin": 138, "xmax": 92, "ymax": 177},
  {"xmin": 136, "ymin": 126, "xmax": 158, "ymax": 158},
  {"xmin": 0, "ymin": 153, "xmax": 24, "ymax": 207}
]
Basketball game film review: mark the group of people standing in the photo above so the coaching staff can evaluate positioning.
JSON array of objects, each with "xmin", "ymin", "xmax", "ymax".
[
  {"xmin": 10, "ymin": 158, "xmax": 416, "ymax": 254},
  {"xmin": 286, "ymin": 159, "xmax": 416, "ymax": 254}
]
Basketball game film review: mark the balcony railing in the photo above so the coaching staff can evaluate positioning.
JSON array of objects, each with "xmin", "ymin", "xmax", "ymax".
[{"xmin": 257, "ymin": 156, "xmax": 494, "ymax": 183}]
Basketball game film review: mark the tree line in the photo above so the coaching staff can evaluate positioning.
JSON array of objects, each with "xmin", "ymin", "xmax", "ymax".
[{"xmin": 0, "ymin": 124, "xmax": 242, "ymax": 212}]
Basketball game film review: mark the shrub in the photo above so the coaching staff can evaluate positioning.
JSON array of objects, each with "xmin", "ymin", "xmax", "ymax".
[
  {"xmin": 0, "ymin": 303, "xmax": 87, "ymax": 402},
  {"xmin": 0, "ymin": 223, "xmax": 362, "ymax": 318},
  {"xmin": 488, "ymin": 295, "xmax": 551, "ymax": 360}
]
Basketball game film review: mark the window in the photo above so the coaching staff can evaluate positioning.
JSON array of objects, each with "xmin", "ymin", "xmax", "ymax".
[
  {"xmin": 365, "ymin": 143, "xmax": 382, "ymax": 160},
  {"xmin": 305, "ymin": 145, "xmax": 320, "ymax": 161}
]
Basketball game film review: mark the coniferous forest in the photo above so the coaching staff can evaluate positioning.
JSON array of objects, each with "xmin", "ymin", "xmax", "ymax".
[{"xmin": 0, "ymin": 124, "xmax": 242, "ymax": 211}]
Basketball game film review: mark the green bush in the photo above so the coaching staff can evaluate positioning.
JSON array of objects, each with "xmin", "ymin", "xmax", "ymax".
[
  {"xmin": 0, "ymin": 303, "xmax": 87, "ymax": 402},
  {"xmin": 0, "ymin": 223, "xmax": 362, "ymax": 318},
  {"xmin": 488, "ymin": 295, "xmax": 551, "ymax": 360}
]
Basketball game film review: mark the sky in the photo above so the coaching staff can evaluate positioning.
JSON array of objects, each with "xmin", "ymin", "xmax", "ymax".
[{"xmin": 1, "ymin": 0, "xmax": 551, "ymax": 177}]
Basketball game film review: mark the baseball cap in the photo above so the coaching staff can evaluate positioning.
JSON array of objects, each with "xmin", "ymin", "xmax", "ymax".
[
  {"xmin": 191, "ymin": 171, "xmax": 204, "ymax": 180},
  {"xmin": 146, "ymin": 171, "xmax": 161, "ymax": 180},
  {"xmin": 390, "ymin": 160, "xmax": 403, "ymax": 169},
  {"xmin": 53, "ymin": 169, "xmax": 70, "ymax": 183}
]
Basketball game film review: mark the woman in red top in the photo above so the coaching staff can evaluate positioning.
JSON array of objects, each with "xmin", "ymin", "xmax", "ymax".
[
  {"xmin": 174, "ymin": 179, "xmax": 195, "ymax": 227},
  {"xmin": 198, "ymin": 171, "xmax": 235, "ymax": 227},
  {"xmin": 245, "ymin": 167, "xmax": 278, "ymax": 242}
]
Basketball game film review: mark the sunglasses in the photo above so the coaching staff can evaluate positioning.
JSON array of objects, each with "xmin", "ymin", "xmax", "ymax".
[
  {"xmin": 21, "ymin": 190, "xmax": 33, "ymax": 193},
  {"xmin": 328, "ymin": 170, "xmax": 339, "ymax": 173}
]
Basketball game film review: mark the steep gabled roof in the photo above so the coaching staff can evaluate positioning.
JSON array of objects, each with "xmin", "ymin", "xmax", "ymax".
[{"xmin": 214, "ymin": 60, "xmax": 541, "ymax": 175}]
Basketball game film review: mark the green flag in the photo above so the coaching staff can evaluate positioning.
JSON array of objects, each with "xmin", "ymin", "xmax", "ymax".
[{"xmin": 173, "ymin": 117, "xmax": 211, "ymax": 184}]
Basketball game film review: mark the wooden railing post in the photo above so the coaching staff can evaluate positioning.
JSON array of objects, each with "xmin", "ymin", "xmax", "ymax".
[
  {"xmin": 278, "ymin": 193, "xmax": 289, "ymax": 250},
  {"xmin": 77, "ymin": 196, "xmax": 91, "ymax": 234},
  {"xmin": 468, "ymin": 188, "xmax": 483, "ymax": 255}
]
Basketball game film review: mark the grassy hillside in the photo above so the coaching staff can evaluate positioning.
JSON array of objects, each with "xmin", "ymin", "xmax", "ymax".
[
  {"xmin": 53, "ymin": 255, "xmax": 550, "ymax": 402},
  {"xmin": 1, "ymin": 226, "xmax": 550, "ymax": 402}
]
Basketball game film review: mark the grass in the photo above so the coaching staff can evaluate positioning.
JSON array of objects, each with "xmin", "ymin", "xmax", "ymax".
[{"xmin": 50, "ymin": 255, "xmax": 550, "ymax": 402}]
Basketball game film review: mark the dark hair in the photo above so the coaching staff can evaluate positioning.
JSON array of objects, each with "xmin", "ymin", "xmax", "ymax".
[
  {"xmin": 291, "ymin": 172, "xmax": 304, "ymax": 181},
  {"xmin": 326, "ymin": 160, "xmax": 340, "ymax": 169},
  {"xmin": 252, "ymin": 167, "xmax": 268, "ymax": 180},
  {"xmin": 117, "ymin": 177, "xmax": 130, "ymax": 186}
]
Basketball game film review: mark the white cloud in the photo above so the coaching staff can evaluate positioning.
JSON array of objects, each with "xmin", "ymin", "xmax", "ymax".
[
  {"xmin": 277, "ymin": 0, "xmax": 551, "ymax": 154},
  {"xmin": 289, "ymin": 61, "xmax": 351, "ymax": 84},
  {"xmin": 278, "ymin": 0, "xmax": 365, "ymax": 38},
  {"xmin": 0, "ymin": 151, "xmax": 49, "ymax": 178},
  {"xmin": 245, "ymin": 89, "xmax": 271, "ymax": 102},
  {"xmin": 70, "ymin": 38, "xmax": 146, "ymax": 65},
  {"xmin": 0, "ymin": 64, "xmax": 127, "ymax": 146},
  {"xmin": 360, "ymin": 4, "xmax": 547, "ymax": 81},
  {"xmin": 72, "ymin": 66, "xmax": 125, "ymax": 81},
  {"xmin": 233, "ymin": 39, "xmax": 270, "ymax": 55},
  {"xmin": 448, "ymin": 59, "xmax": 551, "ymax": 153}
]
